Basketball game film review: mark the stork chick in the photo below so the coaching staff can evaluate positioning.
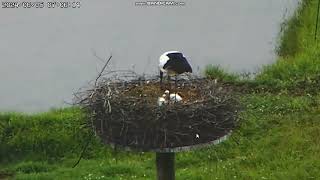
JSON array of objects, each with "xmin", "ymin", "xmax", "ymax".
[
  {"xmin": 169, "ymin": 93, "xmax": 182, "ymax": 102},
  {"xmin": 157, "ymin": 94, "xmax": 167, "ymax": 107}
]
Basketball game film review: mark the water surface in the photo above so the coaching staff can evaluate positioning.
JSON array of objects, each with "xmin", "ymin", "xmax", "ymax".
[{"xmin": 0, "ymin": 0, "xmax": 298, "ymax": 112}]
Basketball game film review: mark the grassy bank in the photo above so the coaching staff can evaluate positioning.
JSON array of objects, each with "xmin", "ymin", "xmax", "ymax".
[
  {"xmin": 1, "ymin": 94, "xmax": 320, "ymax": 179},
  {"xmin": 1, "ymin": 0, "xmax": 320, "ymax": 179},
  {"xmin": 206, "ymin": 0, "xmax": 320, "ymax": 93}
]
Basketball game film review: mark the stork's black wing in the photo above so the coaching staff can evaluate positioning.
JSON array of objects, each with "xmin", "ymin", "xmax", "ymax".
[{"xmin": 164, "ymin": 53, "xmax": 192, "ymax": 74}]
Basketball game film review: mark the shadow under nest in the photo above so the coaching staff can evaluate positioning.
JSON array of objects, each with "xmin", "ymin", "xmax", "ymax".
[{"xmin": 76, "ymin": 72, "xmax": 241, "ymax": 152}]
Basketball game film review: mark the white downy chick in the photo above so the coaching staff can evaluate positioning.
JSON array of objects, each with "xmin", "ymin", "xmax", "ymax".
[
  {"xmin": 157, "ymin": 94, "xmax": 167, "ymax": 106},
  {"xmin": 169, "ymin": 93, "xmax": 182, "ymax": 102}
]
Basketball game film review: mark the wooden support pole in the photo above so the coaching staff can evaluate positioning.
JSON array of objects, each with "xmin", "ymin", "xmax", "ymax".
[{"xmin": 156, "ymin": 152, "xmax": 175, "ymax": 180}]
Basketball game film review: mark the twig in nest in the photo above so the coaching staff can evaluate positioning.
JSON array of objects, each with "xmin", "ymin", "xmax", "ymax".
[
  {"xmin": 95, "ymin": 54, "xmax": 113, "ymax": 87},
  {"xmin": 91, "ymin": 49, "xmax": 106, "ymax": 63}
]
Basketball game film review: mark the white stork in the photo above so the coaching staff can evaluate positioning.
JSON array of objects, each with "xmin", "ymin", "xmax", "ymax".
[{"xmin": 159, "ymin": 51, "xmax": 192, "ymax": 87}]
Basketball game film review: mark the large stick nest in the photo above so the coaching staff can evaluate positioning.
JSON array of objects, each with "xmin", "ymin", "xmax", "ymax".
[{"xmin": 76, "ymin": 72, "xmax": 241, "ymax": 152}]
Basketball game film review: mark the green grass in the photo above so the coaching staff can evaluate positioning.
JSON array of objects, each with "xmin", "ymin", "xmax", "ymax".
[
  {"xmin": 1, "ymin": 95, "xmax": 320, "ymax": 179},
  {"xmin": 256, "ymin": 0, "xmax": 320, "ymax": 91},
  {"xmin": 205, "ymin": 65, "xmax": 239, "ymax": 83},
  {"xmin": 1, "ymin": 0, "xmax": 320, "ymax": 179},
  {"xmin": 206, "ymin": 0, "xmax": 320, "ymax": 92},
  {"xmin": 0, "ymin": 108, "xmax": 101, "ymax": 162}
]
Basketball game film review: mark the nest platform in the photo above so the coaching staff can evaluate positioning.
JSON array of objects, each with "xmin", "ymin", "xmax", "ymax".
[{"xmin": 77, "ymin": 74, "xmax": 240, "ymax": 152}]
